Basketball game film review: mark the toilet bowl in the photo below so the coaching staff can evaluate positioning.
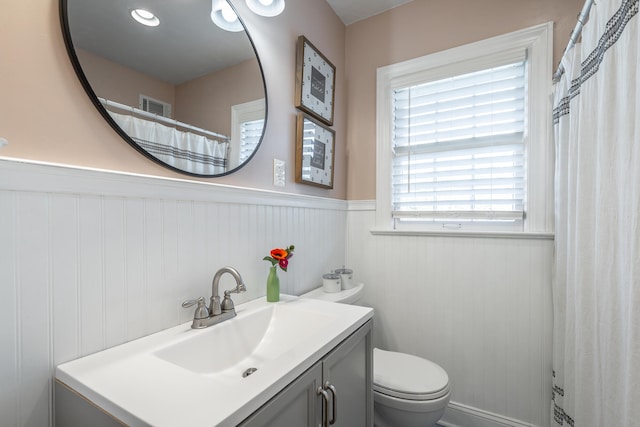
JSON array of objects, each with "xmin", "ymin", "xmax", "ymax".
[
  {"xmin": 300, "ymin": 284, "xmax": 450, "ymax": 427},
  {"xmin": 373, "ymin": 348, "xmax": 450, "ymax": 427}
]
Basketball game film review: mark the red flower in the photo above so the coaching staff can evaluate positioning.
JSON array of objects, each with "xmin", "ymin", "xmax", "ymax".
[
  {"xmin": 270, "ymin": 248, "xmax": 288, "ymax": 260},
  {"xmin": 263, "ymin": 245, "xmax": 295, "ymax": 272}
]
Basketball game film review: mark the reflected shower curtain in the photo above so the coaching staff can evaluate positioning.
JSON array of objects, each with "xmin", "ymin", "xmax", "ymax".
[
  {"xmin": 552, "ymin": 0, "xmax": 639, "ymax": 425},
  {"xmin": 110, "ymin": 112, "xmax": 229, "ymax": 175}
]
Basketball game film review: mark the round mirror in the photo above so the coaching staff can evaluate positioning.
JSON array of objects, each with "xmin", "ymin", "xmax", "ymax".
[{"xmin": 60, "ymin": 0, "xmax": 267, "ymax": 177}]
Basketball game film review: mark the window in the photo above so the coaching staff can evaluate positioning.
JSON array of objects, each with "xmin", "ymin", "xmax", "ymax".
[
  {"xmin": 392, "ymin": 61, "xmax": 526, "ymax": 223},
  {"xmin": 238, "ymin": 118, "xmax": 264, "ymax": 164},
  {"xmin": 230, "ymin": 99, "xmax": 266, "ymax": 169},
  {"xmin": 376, "ymin": 23, "xmax": 553, "ymax": 234}
]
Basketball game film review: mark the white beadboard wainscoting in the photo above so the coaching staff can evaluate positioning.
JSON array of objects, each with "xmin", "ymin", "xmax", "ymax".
[
  {"xmin": 0, "ymin": 158, "xmax": 347, "ymax": 427},
  {"xmin": 0, "ymin": 157, "xmax": 554, "ymax": 427},
  {"xmin": 346, "ymin": 201, "xmax": 554, "ymax": 427}
]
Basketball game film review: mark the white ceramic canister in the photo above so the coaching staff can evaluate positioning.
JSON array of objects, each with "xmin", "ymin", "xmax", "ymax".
[
  {"xmin": 335, "ymin": 268, "xmax": 354, "ymax": 289},
  {"xmin": 322, "ymin": 273, "xmax": 341, "ymax": 293}
]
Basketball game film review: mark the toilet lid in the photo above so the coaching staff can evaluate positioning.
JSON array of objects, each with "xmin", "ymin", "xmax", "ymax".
[{"xmin": 373, "ymin": 348, "xmax": 449, "ymax": 401}]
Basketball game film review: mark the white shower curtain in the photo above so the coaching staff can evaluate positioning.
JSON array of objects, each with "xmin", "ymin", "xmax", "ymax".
[
  {"xmin": 552, "ymin": 0, "xmax": 639, "ymax": 425},
  {"xmin": 109, "ymin": 112, "xmax": 230, "ymax": 175}
]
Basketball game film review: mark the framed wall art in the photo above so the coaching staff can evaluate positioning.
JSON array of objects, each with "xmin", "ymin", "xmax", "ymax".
[
  {"xmin": 295, "ymin": 35, "xmax": 335, "ymax": 126},
  {"xmin": 295, "ymin": 112, "xmax": 335, "ymax": 189}
]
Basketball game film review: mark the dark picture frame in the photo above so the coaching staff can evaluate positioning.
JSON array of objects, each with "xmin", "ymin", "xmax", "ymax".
[
  {"xmin": 295, "ymin": 112, "xmax": 335, "ymax": 189},
  {"xmin": 295, "ymin": 35, "xmax": 335, "ymax": 126}
]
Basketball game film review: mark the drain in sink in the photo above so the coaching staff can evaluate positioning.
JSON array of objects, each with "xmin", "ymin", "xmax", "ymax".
[{"xmin": 242, "ymin": 367, "xmax": 258, "ymax": 378}]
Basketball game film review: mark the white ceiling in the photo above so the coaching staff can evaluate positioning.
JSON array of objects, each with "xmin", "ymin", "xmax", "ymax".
[
  {"xmin": 327, "ymin": 0, "xmax": 414, "ymax": 25},
  {"xmin": 66, "ymin": 0, "xmax": 256, "ymax": 85}
]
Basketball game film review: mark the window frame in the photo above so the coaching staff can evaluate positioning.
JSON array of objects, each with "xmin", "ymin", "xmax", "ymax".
[{"xmin": 375, "ymin": 23, "xmax": 554, "ymax": 235}]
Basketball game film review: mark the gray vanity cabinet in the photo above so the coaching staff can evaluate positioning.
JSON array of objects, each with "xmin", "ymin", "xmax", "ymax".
[
  {"xmin": 240, "ymin": 362, "xmax": 323, "ymax": 426},
  {"xmin": 240, "ymin": 320, "xmax": 373, "ymax": 427}
]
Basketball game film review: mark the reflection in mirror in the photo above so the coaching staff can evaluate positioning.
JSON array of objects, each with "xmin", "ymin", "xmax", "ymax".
[{"xmin": 61, "ymin": 0, "xmax": 267, "ymax": 177}]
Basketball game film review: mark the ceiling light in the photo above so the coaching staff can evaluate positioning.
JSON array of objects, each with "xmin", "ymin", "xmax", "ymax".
[
  {"xmin": 130, "ymin": 9, "xmax": 160, "ymax": 27},
  {"xmin": 211, "ymin": 0, "xmax": 243, "ymax": 32},
  {"xmin": 246, "ymin": 0, "xmax": 285, "ymax": 17}
]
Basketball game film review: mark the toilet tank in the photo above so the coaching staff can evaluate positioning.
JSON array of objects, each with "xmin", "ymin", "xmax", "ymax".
[{"xmin": 300, "ymin": 282, "xmax": 364, "ymax": 305}]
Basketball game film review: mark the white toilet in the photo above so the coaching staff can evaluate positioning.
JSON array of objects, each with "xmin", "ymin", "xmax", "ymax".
[{"xmin": 301, "ymin": 283, "xmax": 451, "ymax": 427}]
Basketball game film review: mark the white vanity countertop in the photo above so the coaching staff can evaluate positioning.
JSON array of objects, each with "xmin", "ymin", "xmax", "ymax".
[{"xmin": 56, "ymin": 295, "xmax": 373, "ymax": 427}]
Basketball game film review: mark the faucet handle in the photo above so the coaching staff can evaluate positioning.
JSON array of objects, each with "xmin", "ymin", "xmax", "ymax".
[
  {"xmin": 182, "ymin": 297, "xmax": 208, "ymax": 320},
  {"xmin": 221, "ymin": 291, "xmax": 235, "ymax": 312},
  {"xmin": 220, "ymin": 282, "xmax": 246, "ymax": 312}
]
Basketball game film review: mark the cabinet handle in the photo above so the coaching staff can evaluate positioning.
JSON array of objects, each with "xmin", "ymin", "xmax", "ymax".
[
  {"xmin": 324, "ymin": 381, "xmax": 338, "ymax": 425},
  {"xmin": 317, "ymin": 386, "xmax": 330, "ymax": 427}
]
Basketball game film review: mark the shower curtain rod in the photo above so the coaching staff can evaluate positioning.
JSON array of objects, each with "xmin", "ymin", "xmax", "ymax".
[
  {"xmin": 98, "ymin": 97, "xmax": 230, "ymax": 142},
  {"xmin": 553, "ymin": 0, "xmax": 595, "ymax": 81}
]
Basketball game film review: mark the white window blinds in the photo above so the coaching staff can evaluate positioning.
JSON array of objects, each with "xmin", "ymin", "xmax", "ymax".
[
  {"xmin": 392, "ymin": 61, "xmax": 526, "ymax": 223},
  {"xmin": 239, "ymin": 118, "xmax": 264, "ymax": 163}
]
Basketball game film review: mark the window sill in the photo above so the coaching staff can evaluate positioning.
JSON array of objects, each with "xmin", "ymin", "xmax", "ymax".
[{"xmin": 369, "ymin": 228, "xmax": 554, "ymax": 240}]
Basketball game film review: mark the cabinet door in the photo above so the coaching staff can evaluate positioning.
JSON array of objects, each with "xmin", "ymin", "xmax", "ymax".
[
  {"xmin": 322, "ymin": 321, "xmax": 373, "ymax": 427},
  {"xmin": 239, "ymin": 362, "xmax": 322, "ymax": 427},
  {"xmin": 55, "ymin": 381, "xmax": 125, "ymax": 427}
]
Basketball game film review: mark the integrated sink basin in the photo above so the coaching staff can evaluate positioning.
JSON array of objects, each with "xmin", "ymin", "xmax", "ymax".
[
  {"xmin": 55, "ymin": 295, "xmax": 373, "ymax": 426},
  {"xmin": 155, "ymin": 301, "xmax": 334, "ymax": 376}
]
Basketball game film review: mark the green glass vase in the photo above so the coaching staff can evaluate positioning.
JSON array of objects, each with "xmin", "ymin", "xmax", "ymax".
[{"xmin": 266, "ymin": 266, "xmax": 280, "ymax": 302}]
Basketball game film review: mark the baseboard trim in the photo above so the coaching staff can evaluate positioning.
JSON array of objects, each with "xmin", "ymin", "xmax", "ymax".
[{"xmin": 439, "ymin": 401, "xmax": 536, "ymax": 427}]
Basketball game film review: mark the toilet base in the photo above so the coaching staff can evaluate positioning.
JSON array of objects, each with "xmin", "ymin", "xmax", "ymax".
[
  {"xmin": 373, "ymin": 390, "xmax": 449, "ymax": 427},
  {"xmin": 374, "ymin": 405, "xmax": 445, "ymax": 427}
]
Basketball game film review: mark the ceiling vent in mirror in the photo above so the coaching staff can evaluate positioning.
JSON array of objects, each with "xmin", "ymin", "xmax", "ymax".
[{"xmin": 139, "ymin": 95, "xmax": 172, "ymax": 118}]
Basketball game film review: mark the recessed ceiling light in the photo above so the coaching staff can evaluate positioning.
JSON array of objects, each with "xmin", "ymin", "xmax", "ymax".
[
  {"xmin": 210, "ymin": 0, "xmax": 243, "ymax": 32},
  {"xmin": 131, "ymin": 9, "xmax": 160, "ymax": 27},
  {"xmin": 221, "ymin": 6, "xmax": 238, "ymax": 23},
  {"xmin": 246, "ymin": 0, "xmax": 285, "ymax": 17}
]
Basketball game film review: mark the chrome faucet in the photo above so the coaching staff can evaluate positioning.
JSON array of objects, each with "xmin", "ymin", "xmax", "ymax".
[{"xmin": 182, "ymin": 266, "xmax": 247, "ymax": 329}]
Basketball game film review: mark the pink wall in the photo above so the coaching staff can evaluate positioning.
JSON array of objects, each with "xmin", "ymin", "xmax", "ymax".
[
  {"xmin": 176, "ymin": 58, "xmax": 264, "ymax": 136},
  {"xmin": 76, "ymin": 48, "xmax": 176, "ymax": 109},
  {"xmin": 236, "ymin": 0, "xmax": 347, "ymax": 197},
  {"xmin": 344, "ymin": 0, "xmax": 585, "ymax": 200},
  {"xmin": 0, "ymin": 1, "xmax": 583, "ymax": 200},
  {"xmin": 0, "ymin": 0, "xmax": 347, "ymax": 198}
]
